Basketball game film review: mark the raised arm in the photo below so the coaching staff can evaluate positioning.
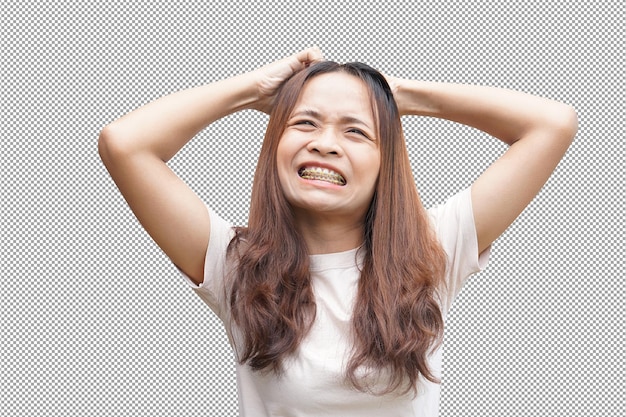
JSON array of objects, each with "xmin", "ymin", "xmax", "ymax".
[
  {"xmin": 98, "ymin": 47, "xmax": 323, "ymax": 285},
  {"xmin": 389, "ymin": 79, "xmax": 578, "ymax": 254}
]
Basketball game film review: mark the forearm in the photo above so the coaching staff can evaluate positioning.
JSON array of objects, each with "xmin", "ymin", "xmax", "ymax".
[
  {"xmin": 395, "ymin": 80, "xmax": 577, "ymax": 146},
  {"xmin": 99, "ymin": 71, "xmax": 259, "ymax": 162}
]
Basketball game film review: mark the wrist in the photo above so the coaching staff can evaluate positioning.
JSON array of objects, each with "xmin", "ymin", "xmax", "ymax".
[
  {"xmin": 394, "ymin": 80, "xmax": 437, "ymax": 117},
  {"xmin": 223, "ymin": 71, "xmax": 263, "ymax": 113}
]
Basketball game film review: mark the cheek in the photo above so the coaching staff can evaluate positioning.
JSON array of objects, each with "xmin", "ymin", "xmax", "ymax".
[
  {"xmin": 275, "ymin": 142, "xmax": 296, "ymax": 192},
  {"xmin": 276, "ymin": 133, "xmax": 298, "ymax": 162},
  {"xmin": 275, "ymin": 139, "xmax": 290, "ymax": 172},
  {"xmin": 367, "ymin": 160, "xmax": 382, "ymax": 195},
  {"xmin": 361, "ymin": 151, "xmax": 381, "ymax": 183},
  {"xmin": 276, "ymin": 133, "xmax": 307, "ymax": 176}
]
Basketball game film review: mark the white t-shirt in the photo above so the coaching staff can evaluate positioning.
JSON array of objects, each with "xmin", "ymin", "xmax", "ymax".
[{"xmin": 180, "ymin": 187, "xmax": 490, "ymax": 417}]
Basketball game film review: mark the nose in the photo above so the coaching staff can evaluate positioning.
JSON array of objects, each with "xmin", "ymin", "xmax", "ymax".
[{"xmin": 306, "ymin": 128, "xmax": 342, "ymax": 156}]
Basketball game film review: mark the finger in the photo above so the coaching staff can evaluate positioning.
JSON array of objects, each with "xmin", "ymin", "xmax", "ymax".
[
  {"xmin": 306, "ymin": 45, "xmax": 324, "ymax": 62},
  {"xmin": 295, "ymin": 46, "xmax": 324, "ymax": 67}
]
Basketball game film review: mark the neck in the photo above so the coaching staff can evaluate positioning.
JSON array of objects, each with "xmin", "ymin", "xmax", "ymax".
[{"xmin": 293, "ymin": 210, "xmax": 365, "ymax": 255}]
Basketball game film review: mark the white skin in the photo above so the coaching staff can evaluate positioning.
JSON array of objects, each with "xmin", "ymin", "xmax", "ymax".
[
  {"xmin": 277, "ymin": 73, "xmax": 380, "ymax": 254},
  {"xmin": 99, "ymin": 46, "xmax": 577, "ymax": 286}
]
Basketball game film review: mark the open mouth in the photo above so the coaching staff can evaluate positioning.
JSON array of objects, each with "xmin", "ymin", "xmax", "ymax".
[{"xmin": 298, "ymin": 166, "xmax": 346, "ymax": 186}]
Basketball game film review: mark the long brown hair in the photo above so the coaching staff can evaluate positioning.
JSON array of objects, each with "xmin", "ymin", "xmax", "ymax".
[{"xmin": 228, "ymin": 61, "xmax": 447, "ymax": 395}]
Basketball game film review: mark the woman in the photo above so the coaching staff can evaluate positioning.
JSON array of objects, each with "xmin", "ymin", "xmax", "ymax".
[{"xmin": 98, "ymin": 47, "xmax": 577, "ymax": 416}]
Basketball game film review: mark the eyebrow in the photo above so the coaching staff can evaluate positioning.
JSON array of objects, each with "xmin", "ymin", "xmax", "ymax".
[{"xmin": 290, "ymin": 109, "xmax": 373, "ymax": 130}]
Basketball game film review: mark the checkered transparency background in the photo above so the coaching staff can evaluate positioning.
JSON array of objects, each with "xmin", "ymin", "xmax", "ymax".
[{"xmin": 1, "ymin": 0, "xmax": 623, "ymax": 416}]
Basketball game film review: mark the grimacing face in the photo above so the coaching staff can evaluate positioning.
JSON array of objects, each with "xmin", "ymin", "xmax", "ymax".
[{"xmin": 276, "ymin": 72, "xmax": 381, "ymax": 224}]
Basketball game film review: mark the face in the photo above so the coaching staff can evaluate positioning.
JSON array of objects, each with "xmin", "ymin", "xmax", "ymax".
[{"xmin": 276, "ymin": 72, "xmax": 381, "ymax": 223}]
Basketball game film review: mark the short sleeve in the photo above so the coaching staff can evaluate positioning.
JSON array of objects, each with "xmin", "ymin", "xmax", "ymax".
[
  {"xmin": 176, "ymin": 206, "xmax": 235, "ymax": 320},
  {"xmin": 427, "ymin": 187, "xmax": 491, "ymax": 313}
]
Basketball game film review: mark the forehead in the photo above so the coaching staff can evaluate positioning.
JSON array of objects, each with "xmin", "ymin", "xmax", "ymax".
[{"xmin": 293, "ymin": 72, "xmax": 375, "ymax": 123}]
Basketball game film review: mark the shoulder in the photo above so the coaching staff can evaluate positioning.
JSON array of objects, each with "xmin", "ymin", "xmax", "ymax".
[
  {"xmin": 427, "ymin": 187, "xmax": 491, "ymax": 311},
  {"xmin": 182, "ymin": 206, "xmax": 235, "ymax": 290},
  {"xmin": 427, "ymin": 187, "xmax": 473, "ymax": 235}
]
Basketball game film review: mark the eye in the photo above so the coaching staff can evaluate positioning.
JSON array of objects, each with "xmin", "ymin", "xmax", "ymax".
[
  {"xmin": 294, "ymin": 119, "xmax": 316, "ymax": 127},
  {"xmin": 347, "ymin": 128, "xmax": 370, "ymax": 139}
]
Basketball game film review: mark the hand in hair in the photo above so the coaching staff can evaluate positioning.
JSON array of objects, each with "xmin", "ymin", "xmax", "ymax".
[
  {"xmin": 383, "ymin": 74, "xmax": 437, "ymax": 118},
  {"xmin": 251, "ymin": 46, "xmax": 324, "ymax": 114},
  {"xmin": 382, "ymin": 73, "xmax": 406, "ymax": 115}
]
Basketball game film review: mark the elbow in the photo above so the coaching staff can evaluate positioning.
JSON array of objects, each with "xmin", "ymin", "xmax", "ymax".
[
  {"xmin": 97, "ymin": 123, "xmax": 131, "ymax": 168},
  {"xmin": 556, "ymin": 104, "xmax": 579, "ymax": 147},
  {"xmin": 533, "ymin": 103, "xmax": 578, "ymax": 152},
  {"xmin": 97, "ymin": 124, "xmax": 116, "ymax": 168}
]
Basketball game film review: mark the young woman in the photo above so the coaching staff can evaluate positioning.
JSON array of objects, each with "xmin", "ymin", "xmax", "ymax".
[{"xmin": 98, "ymin": 47, "xmax": 577, "ymax": 416}]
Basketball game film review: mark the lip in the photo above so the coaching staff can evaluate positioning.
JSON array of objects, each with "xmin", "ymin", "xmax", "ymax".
[{"xmin": 297, "ymin": 161, "xmax": 347, "ymax": 186}]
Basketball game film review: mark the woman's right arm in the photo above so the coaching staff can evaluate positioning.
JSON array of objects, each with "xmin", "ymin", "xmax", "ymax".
[
  {"xmin": 98, "ymin": 47, "xmax": 322, "ymax": 285},
  {"xmin": 98, "ymin": 74, "xmax": 258, "ymax": 285}
]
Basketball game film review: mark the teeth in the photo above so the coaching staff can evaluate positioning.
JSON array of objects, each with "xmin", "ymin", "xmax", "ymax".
[{"xmin": 298, "ymin": 166, "xmax": 346, "ymax": 185}]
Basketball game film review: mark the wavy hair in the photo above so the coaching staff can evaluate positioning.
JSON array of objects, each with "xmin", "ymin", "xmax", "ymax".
[{"xmin": 227, "ymin": 61, "xmax": 447, "ymax": 395}]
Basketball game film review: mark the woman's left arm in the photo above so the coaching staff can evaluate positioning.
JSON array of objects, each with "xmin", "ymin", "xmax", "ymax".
[{"xmin": 390, "ymin": 79, "xmax": 578, "ymax": 254}]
